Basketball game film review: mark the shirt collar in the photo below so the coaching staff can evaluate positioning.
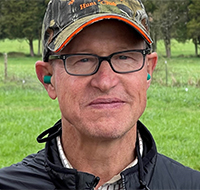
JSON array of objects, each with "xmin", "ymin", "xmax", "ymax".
[{"xmin": 56, "ymin": 132, "xmax": 143, "ymax": 185}]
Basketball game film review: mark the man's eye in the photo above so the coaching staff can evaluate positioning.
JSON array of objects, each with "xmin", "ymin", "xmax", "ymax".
[
  {"xmin": 79, "ymin": 58, "xmax": 89, "ymax": 62},
  {"xmin": 72, "ymin": 57, "xmax": 95, "ymax": 66},
  {"xmin": 119, "ymin": 55, "xmax": 128, "ymax": 60}
]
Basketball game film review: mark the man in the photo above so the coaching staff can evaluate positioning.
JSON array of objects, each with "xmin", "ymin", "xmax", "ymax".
[{"xmin": 0, "ymin": 0, "xmax": 200, "ymax": 189}]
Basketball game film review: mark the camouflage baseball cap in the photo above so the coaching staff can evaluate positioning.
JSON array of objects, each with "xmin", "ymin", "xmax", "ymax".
[{"xmin": 42, "ymin": 0, "xmax": 153, "ymax": 61}]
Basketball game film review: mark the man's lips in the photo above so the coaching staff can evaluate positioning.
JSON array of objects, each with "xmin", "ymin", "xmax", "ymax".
[{"xmin": 88, "ymin": 98, "xmax": 125, "ymax": 109}]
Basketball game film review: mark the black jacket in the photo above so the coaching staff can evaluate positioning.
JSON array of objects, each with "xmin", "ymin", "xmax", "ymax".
[{"xmin": 0, "ymin": 120, "xmax": 200, "ymax": 190}]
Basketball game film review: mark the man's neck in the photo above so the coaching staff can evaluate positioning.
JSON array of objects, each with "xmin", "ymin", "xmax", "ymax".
[{"xmin": 61, "ymin": 125, "xmax": 137, "ymax": 187}]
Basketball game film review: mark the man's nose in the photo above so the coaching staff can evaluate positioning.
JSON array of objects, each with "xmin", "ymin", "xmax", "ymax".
[{"xmin": 90, "ymin": 60, "xmax": 119, "ymax": 92}]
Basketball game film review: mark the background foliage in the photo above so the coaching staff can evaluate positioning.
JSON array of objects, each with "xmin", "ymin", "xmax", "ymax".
[
  {"xmin": 0, "ymin": 0, "xmax": 48, "ymax": 56},
  {"xmin": 0, "ymin": 0, "xmax": 200, "ymax": 57}
]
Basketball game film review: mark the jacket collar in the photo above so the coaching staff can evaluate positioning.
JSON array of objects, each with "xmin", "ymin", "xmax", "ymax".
[
  {"xmin": 38, "ymin": 120, "xmax": 157, "ymax": 190},
  {"xmin": 121, "ymin": 121, "xmax": 157, "ymax": 190}
]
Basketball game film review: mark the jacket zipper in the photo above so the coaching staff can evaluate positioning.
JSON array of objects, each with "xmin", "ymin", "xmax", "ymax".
[{"xmin": 121, "ymin": 174, "xmax": 126, "ymax": 190}]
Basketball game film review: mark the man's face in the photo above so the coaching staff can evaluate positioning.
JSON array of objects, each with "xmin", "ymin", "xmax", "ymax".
[{"xmin": 49, "ymin": 20, "xmax": 155, "ymax": 140}]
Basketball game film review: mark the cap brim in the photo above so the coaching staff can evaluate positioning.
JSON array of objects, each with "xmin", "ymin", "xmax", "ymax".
[{"xmin": 48, "ymin": 13, "xmax": 153, "ymax": 53}]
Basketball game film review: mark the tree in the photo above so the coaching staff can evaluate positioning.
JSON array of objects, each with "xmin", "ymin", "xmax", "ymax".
[
  {"xmin": 187, "ymin": 0, "xmax": 200, "ymax": 56},
  {"xmin": 0, "ymin": 0, "xmax": 47, "ymax": 56},
  {"xmin": 0, "ymin": 1, "xmax": 6, "ymax": 40},
  {"xmin": 172, "ymin": 0, "xmax": 191, "ymax": 43},
  {"xmin": 144, "ymin": 0, "xmax": 177, "ymax": 57},
  {"xmin": 144, "ymin": 0, "xmax": 191, "ymax": 58},
  {"xmin": 157, "ymin": 1, "xmax": 190, "ymax": 58},
  {"xmin": 143, "ymin": 0, "xmax": 159, "ymax": 52}
]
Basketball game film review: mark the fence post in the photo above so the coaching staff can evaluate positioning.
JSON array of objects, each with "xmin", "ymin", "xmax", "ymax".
[
  {"xmin": 4, "ymin": 53, "xmax": 8, "ymax": 80},
  {"xmin": 165, "ymin": 60, "xmax": 168, "ymax": 86}
]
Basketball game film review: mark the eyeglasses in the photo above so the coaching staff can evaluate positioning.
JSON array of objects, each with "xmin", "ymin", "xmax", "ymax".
[{"xmin": 48, "ymin": 48, "xmax": 151, "ymax": 76}]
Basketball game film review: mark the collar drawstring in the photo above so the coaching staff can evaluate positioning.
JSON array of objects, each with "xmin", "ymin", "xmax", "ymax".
[{"xmin": 37, "ymin": 120, "xmax": 62, "ymax": 143}]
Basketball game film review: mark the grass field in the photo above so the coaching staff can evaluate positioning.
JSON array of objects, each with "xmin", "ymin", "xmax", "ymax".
[{"xmin": 0, "ymin": 39, "xmax": 200, "ymax": 170}]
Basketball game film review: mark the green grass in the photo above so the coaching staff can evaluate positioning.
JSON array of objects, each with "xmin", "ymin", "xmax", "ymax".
[
  {"xmin": 0, "ymin": 39, "xmax": 39, "ymax": 55},
  {"xmin": 141, "ymin": 85, "xmax": 200, "ymax": 170},
  {"xmin": 0, "ymin": 88, "xmax": 60, "ymax": 167},
  {"xmin": 156, "ymin": 39, "xmax": 196, "ymax": 57},
  {"xmin": 0, "ymin": 55, "xmax": 60, "ymax": 168},
  {"xmin": 0, "ymin": 39, "xmax": 200, "ymax": 171},
  {"xmin": 153, "ymin": 56, "xmax": 200, "ymax": 87}
]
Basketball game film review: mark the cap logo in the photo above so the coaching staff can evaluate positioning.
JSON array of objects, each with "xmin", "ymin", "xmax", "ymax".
[
  {"xmin": 80, "ymin": 1, "xmax": 98, "ymax": 10},
  {"xmin": 69, "ymin": 0, "xmax": 118, "ymax": 10}
]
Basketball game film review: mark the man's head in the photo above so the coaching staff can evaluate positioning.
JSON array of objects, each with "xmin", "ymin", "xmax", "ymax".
[
  {"xmin": 36, "ymin": 0, "xmax": 157, "ymax": 141},
  {"xmin": 42, "ymin": 0, "xmax": 153, "ymax": 62}
]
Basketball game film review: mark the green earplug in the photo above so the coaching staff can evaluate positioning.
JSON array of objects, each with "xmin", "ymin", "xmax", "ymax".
[
  {"xmin": 44, "ymin": 75, "xmax": 51, "ymax": 84},
  {"xmin": 147, "ymin": 73, "xmax": 151, "ymax": 80}
]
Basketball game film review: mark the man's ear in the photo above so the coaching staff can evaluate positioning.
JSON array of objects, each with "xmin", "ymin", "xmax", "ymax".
[
  {"xmin": 146, "ymin": 52, "xmax": 158, "ymax": 88},
  {"xmin": 35, "ymin": 61, "xmax": 57, "ymax": 100}
]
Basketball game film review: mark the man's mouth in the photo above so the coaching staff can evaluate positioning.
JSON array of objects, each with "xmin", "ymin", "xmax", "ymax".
[{"xmin": 89, "ymin": 98, "xmax": 125, "ymax": 109}]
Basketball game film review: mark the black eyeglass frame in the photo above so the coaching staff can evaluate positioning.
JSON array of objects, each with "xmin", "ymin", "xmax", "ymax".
[{"xmin": 48, "ymin": 48, "xmax": 151, "ymax": 76}]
